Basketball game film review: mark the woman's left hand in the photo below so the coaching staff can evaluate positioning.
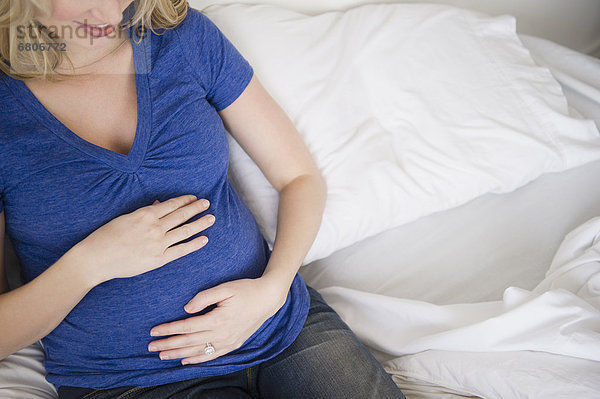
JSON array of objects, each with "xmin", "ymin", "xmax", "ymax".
[{"xmin": 147, "ymin": 276, "xmax": 288, "ymax": 365}]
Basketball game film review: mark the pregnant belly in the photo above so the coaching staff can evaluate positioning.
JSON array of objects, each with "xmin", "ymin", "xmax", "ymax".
[{"xmin": 44, "ymin": 199, "xmax": 270, "ymax": 372}]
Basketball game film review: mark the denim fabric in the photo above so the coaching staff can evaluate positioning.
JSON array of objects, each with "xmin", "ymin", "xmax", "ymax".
[{"xmin": 58, "ymin": 285, "xmax": 405, "ymax": 399}]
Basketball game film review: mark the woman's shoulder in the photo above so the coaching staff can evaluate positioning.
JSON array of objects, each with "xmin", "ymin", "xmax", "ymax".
[
  {"xmin": 165, "ymin": 7, "xmax": 233, "ymax": 66},
  {"xmin": 170, "ymin": 7, "xmax": 215, "ymax": 38}
]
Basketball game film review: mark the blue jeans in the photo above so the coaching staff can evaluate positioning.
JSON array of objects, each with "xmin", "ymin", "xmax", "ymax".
[{"xmin": 58, "ymin": 285, "xmax": 405, "ymax": 399}]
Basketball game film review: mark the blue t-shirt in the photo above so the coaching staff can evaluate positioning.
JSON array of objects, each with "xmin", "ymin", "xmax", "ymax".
[{"xmin": 0, "ymin": 4, "xmax": 310, "ymax": 390}]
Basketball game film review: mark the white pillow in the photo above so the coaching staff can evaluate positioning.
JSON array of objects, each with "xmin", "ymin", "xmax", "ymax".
[{"xmin": 207, "ymin": 3, "xmax": 600, "ymax": 265}]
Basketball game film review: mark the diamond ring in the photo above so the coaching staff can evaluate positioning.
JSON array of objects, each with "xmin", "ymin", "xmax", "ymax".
[{"xmin": 204, "ymin": 342, "xmax": 215, "ymax": 355}]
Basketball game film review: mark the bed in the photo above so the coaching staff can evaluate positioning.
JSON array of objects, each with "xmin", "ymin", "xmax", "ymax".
[{"xmin": 2, "ymin": 0, "xmax": 600, "ymax": 398}]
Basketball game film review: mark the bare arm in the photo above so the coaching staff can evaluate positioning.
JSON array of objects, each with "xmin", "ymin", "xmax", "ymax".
[
  {"xmin": 0, "ymin": 210, "xmax": 96, "ymax": 360},
  {"xmin": 218, "ymin": 74, "xmax": 327, "ymax": 293}
]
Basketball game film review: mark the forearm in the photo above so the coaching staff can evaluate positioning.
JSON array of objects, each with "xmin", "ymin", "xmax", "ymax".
[
  {"xmin": 261, "ymin": 173, "xmax": 327, "ymax": 291},
  {"xmin": 0, "ymin": 249, "xmax": 95, "ymax": 360}
]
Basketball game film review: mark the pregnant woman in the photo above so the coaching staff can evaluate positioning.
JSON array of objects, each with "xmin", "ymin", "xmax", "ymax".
[{"xmin": 0, "ymin": 1, "xmax": 405, "ymax": 398}]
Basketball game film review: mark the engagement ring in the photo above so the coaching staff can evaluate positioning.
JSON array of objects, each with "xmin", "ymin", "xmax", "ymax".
[{"xmin": 204, "ymin": 342, "xmax": 215, "ymax": 355}]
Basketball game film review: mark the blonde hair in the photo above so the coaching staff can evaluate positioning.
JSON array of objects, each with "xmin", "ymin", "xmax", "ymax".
[{"xmin": 0, "ymin": 0, "xmax": 189, "ymax": 82}]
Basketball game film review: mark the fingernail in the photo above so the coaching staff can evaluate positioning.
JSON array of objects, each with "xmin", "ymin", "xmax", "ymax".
[
  {"xmin": 150, "ymin": 330, "xmax": 159, "ymax": 336},
  {"xmin": 201, "ymin": 199, "xmax": 209, "ymax": 207},
  {"xmin": 148, "ymin": 345, "xmax": 157, "ymax": 351},
  {"xmin": 207, "ymin": 214, "xmax": 215, "ymax": 223},
  {"xmin": 182, "ymin": 360, "xmax": 190, "ymax": 365},
  {"xmin": 160, "ymin": 354, "xmax": 169, "ymax": 360}
]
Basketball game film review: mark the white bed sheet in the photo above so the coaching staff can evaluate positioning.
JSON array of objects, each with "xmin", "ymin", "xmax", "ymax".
[
  {"xmin": 299, "ymin": 158, "xmax": 600, "ymax": 306},
  {"xmin": 518, "ymin": 35, "xmax": 600, "ymax": 128},
  {"xmin": 299, "ymin": 34, "xmax": 600, "ymax": 399}
]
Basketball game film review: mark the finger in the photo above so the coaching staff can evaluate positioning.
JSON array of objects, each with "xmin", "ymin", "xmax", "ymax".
[
  {"xmin": 181, "ymin": 346, "xmax": 227, "ymax": 365},
  {"xmin": 164, "ymin": 213, "xmax": 215, "ymax": 248},
  {"xmin": 162, "ymin": 235, "xmax": 208, "ymax": 264},
  {"xmin": 148, "ymin": 331, "xmax": 210, "ymax": 352},
  {"xmin": 160, "ymin": 344, "xmax": 218, "ymax": 361},
  {"xmin": 150, "ymin": 313, "xmax": 217, "ymax": 337},
  {"xmin": 184, "ymin": 285, "xmax": 234, "ymax": 314},
  {"xmin": 152, "ymin": 195, "xmax": 198, "ymax": 218},
  {"xmin": 160, "ymin": 198, "xmax": 210, "ymax": 233}
]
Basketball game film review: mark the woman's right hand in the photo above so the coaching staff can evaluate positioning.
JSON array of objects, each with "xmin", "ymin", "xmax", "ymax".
[{"xmin": 70, "ymin": 195, "xmax": 215, "ymax": 286}]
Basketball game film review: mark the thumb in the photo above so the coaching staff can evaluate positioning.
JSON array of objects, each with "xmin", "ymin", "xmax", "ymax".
[{"xmin": 184, "ymin": 285, "xmax": 233, "ymax": 314}]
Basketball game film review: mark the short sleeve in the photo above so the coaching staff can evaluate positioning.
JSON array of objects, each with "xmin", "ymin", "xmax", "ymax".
[{"xmin": 176, "ymin": 9, "xmax": 254, "ymax": 111}]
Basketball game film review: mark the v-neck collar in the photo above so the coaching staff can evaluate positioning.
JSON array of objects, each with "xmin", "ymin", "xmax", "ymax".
[{"xmin": 4, "ymin": 5, "xmax": 152, "ymax": 174}]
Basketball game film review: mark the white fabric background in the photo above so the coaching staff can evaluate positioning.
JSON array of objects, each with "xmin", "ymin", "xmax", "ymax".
[
  {"xmin": 188, "ymin": 0, "xmax": 600, "ymax": 57},
  {"xmin": 210, "ymin": 3, "xmax": 600, "ymax": 264},
  {"xmin": 298, "ymin": 33, "xmax": 600, "ymax": 399}
]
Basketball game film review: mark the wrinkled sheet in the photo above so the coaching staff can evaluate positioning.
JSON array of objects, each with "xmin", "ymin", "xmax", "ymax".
[
  {"xmin": 317, "ymin": 215, "xmax": 600, "ymax": 398},
  {"xmin": 518, "ymin": 34, "xmax": 600, "ymax": 129}
]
